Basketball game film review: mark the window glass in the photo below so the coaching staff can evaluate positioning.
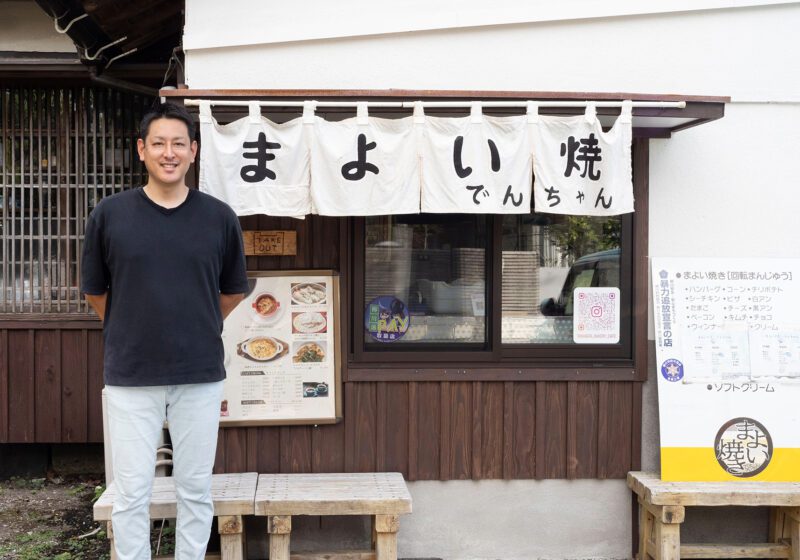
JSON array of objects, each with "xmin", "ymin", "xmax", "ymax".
[
  {"xmin": 364, "ymin": 215, "xmax": 488, "ymax": 346},
  {"xmin": 501, "ymin": 214, "xmax": 621, "ymax": 344}
]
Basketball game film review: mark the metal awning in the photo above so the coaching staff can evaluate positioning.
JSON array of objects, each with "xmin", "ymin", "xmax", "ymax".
[{"xmin": 162, "ymin": 89, "xmax": 728, "ymax": 139}]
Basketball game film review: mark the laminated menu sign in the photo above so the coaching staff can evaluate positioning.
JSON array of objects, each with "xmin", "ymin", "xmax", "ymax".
[
  {"xmin": 652, "ymin": 257, "xmax": 800, "ymax": 481},
  {"xmin": 220, "ymin": 272, "xmax": 341, "ymax": 425}
]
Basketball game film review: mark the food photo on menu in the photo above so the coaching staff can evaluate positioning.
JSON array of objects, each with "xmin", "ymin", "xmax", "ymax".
[
  {"xmin": 302, "ymin": 382, "xmax": 330, "ymax": 398},
  {"xmin": 291, "ymin": 282, "xmax": 327, "ymax": 305},
  {"xmin": 251, "ymin": 290, "xmax": 284, "ymax": 324},
  {"xmin": 236, "ymin": 335, "xmax": 288, "ymax": 362},
  {"xmin": 292, "ymin": 341, "xmax": 326, "ymax": 363},
  {"xmin": 292, "ymin": 311, "xmax": 328, "ymax": 334}
]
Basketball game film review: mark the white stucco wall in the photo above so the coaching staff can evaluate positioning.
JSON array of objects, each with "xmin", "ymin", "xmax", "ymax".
[
  {"xmin": 183, "ymin": 2, "xmax": 800, "ymax": 558},
  {"xmin": 184, "ymin": 2, "xmax": 800, "ymax": 102},
  {"xmin": 0, "ymin": 1, "xmax": 76, "ymax": 52}
]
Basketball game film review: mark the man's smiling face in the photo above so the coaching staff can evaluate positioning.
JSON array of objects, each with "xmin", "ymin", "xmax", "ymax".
[{"xmin": 137, "ymin": 117, "xmax": 197, "ymax": 188}]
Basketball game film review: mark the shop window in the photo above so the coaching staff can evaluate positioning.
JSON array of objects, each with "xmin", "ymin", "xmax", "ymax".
[
  {"xmin": 501, "ymin": 214, "xmax": 623, "ymax": 345},
  {"xmin": 353, "ymin": 211, "xmax": 633, "ymax": 363},
  {"xmin": 363, "ymin": 214, "xmax": 489, "ymax": 348},
  {"xmin": 0, "ymin": 87, "xmax": 150, "ymax": 314}
]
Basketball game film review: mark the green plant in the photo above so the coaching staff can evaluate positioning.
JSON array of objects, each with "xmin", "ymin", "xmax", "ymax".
[{"xmin": 92, "ymin": 484, "xmax": 106, "ymax": 503}]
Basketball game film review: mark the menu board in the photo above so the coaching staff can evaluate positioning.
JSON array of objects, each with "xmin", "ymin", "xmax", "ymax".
[
  {"xmin": 652, "ymin": 258, "xmax": 800, "ymax": 481},
  {"xmin": 220, "ymin": 271, "xmax": 341, "ymax": 426}
]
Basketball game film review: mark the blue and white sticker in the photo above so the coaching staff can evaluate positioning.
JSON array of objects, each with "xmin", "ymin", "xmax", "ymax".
[{"xmin": 661, "ymin": 358, "xmax": 684, "ymax": 382}]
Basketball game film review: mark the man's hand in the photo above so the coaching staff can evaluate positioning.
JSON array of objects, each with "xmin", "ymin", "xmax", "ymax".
[
  {"xmin": 85, "ymin": 293, "xmax": 108, "ymax": 322},
  {"xmin": 220, "ymin": 293, "xmax": 246, "ymax": 320}
]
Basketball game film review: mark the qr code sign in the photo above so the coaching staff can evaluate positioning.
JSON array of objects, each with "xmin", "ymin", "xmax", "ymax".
[{"xmin": 573, "ymin": 287, "xmax": 620, "ymax": 344}]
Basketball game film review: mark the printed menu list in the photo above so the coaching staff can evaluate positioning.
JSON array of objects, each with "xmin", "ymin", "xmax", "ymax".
[{"xmin": 220, "ymin": 275, "xmax": 336, "ymax": 424}]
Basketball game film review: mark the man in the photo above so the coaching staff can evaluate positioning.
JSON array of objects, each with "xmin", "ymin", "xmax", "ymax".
[{"xmin": 81, "ymin": 102, "xmax": 249, "ymax": 560}]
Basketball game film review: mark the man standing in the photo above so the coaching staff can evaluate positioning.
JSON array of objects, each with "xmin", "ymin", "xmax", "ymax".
[{"xmin": 81, "ymin": 102, "xmax": 249, "ymax": 560}]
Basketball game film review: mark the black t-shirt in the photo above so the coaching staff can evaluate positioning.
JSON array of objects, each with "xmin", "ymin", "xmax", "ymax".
[{"xmin": 81, "ymin": 187, "xmax": 250, "ymax": 386}]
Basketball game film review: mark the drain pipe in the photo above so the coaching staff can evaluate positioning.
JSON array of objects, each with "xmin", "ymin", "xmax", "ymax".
[{"xmin": 88, "ymin": 67, "xmax": 158, "ymax": 98}]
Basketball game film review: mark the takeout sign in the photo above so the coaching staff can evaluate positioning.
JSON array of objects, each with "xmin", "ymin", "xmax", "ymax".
[{"xmin": 243, "ymin": 230, "xmax": 297, "ymax": 256}]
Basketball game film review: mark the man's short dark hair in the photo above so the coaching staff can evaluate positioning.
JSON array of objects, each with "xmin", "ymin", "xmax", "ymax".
[{"xmin": 139, "ymin": 102, "xmax": 195, "ymax": 142}]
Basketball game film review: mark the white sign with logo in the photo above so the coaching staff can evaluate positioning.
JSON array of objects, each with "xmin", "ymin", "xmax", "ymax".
[{"xmin": 652, "ymin": 257, "xmax": 800, "ymax": 481}]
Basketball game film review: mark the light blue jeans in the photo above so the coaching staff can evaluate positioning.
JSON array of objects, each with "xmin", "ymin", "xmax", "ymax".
[{"xmin": 105, "ymin": 381, "xmax": 224, "ymax": 560}]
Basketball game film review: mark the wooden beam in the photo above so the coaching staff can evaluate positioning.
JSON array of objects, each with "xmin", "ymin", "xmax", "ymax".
[{"xmin": 680, "ymin": 543, "xmax": 791, "ymax": 559}]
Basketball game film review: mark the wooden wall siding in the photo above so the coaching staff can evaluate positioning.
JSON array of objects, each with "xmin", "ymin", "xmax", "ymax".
[
  {"xmin": 211, "ymin": 381, "xmax": 637, "ymax": 481},
  {"xmin": 0, "ymin": 327, "xmax": 639, "ymax": 479},
  {"xmin": 1, "ymin": 214, "xmax": 640, "ymax": 480},
  {"xmin": 0, "ymin": 328, "xmax": 103, "ymax": 443}
]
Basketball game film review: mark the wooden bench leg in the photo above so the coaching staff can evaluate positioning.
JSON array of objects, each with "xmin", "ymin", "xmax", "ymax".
[
  {"xmin": 770, "ymin": 507, "xmax": 786, "ymax": 543},
  {"xmin": 218, "ymin": 515, "xmax": 245, "ymax": 560},
  {"xmin": 374, "ymin": 514, "xmax": 400, "ymax": 560},
  {"xmin": 638, "ymin": 498, "xmax": 654, "ymax": 560},
  {"xmin": 782, "ymin": 508, "xmax": 800, "ymax": 560},
  {"xmin": 106, "ymin": 521, "xmax": 118, "ymax": 560},
  {"xmin": 654, "ymin": 519, "xmax": 680, "ymax": 560},
  {"xmin": 268, "ymin": 515, "xmax": 292, "ymax": 560}
]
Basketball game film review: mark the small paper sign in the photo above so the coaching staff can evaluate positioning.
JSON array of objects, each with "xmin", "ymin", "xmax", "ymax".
[
  {"xmin": 573, "ymin": 287, "xmax": 620, "ymax": 343},
  {"xmin": 364, "ymin": 296, "xmax": 410, "ymax": 342}
]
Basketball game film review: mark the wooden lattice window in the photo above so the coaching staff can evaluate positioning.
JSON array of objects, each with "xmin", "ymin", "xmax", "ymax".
[{"xmin": 0, "ymin": 87, "xmax": 152, "ymax": 314}]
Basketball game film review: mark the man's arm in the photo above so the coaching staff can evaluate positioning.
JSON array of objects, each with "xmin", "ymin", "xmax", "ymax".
[
  {"xmin": 220, "ymin": 293, "xmax": 245, "ymax": 320},
  {"xmin": 85, "ymin": 293, "xmax": 108, "ymax": 323}
]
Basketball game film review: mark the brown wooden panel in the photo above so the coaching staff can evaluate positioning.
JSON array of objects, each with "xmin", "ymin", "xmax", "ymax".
[
  {"xmin": 0, "ymin": 330, "xmax": 8, "ymax": 442},
  {"xmin": 448, "ymin": 382, "xmax": 472, "ymax": 480},
  {"xmin": 439, "ymin": 382, "xmax": 450, "ymax": 480},
  {"xmin": 472, "ymin": 382, "xmax": 483, "ymax": 478},
  {"xmin": 223, "ymin": 427, "xmax": 248, "ymax": 473},
  {"xmin": 61, "ymin": 330, "xmax": 88, "ymax": 442},
  {"xmin": 511, "ymin": 382, "xmax": 536, "ymax": 479},
  {"xmin": 87, "ymin": 329, "xmax": 105, "ymax": 442},
  {"xmin": 8, "ymin": 330, "xmax": 34, "ymax": 442},
  {"xmin": 567, "ymin": 382, "xmax": 599, "ymax": 479},
  {"xmin": 280, "ymin": 426, "xmax": 313, "ymax": 473},
  {"xmin": 408, "ymin": 382, "xmax": 419, "ymax": 481},
  {"xmin": 252, "ymin": 427, "xmax": 280, "ymax": 473},
  {"xmin": 631, "ymin": 381, "xmax": 643, "ymax": 472},
  {"xmin": 311, "ymin": 216, "xmax": 341, "ymax": 269},
  {"xmin": 347, "ymin": 382, "xmax": 377, "ymax": 473},
  {"xmin": 502, "ymin": 382, "xmax": 515, "ymax": 479},
  {"xmin": 536, "ymin": 382, "xmax": 567, "ymax": 479},
  {"xmin": 379, "ymin": 381, "xmax": 409, "ymax": 477},
  {"xmin": 213, "ymin": 428, "xmax": 226, "ymax": 474},
  {"xmin": 312, "ymin": 420, "xmax": 346, "ymax": 473},
  {"xmin": 34, "ymin": 330, "xmax": 61, "ymax": 442},
  {"xmin": 376, "ymin": 382, "xmax": 387, "ymax": 471},
  {"xmin": 479, "ymin": 382, "xmax": 504, "ymax": 479},
  {"xmin": 632, "ymin": 138, "xmax": 650, "ymax": 382},
  {"xmin": 414, "ymin": 383, "xmax": 441, "ymax": 480},
  {"xmin": 605, "ymin": 383, "xmax": 634, "ymax": 478},
  {"xmin": 597, "ymin": 382, "xmax": 610, "ymax": 479}
]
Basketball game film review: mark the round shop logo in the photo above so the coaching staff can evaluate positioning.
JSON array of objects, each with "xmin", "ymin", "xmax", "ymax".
[
  {"xmin": 660, "ymin": 359, "xmax": 684, "ymax": 382},
  {"xmin": 364, "ymin": 296, "xmax": 410, "ymax": 343},
  {"xmin": 715, "ymin": 417, "xmax": 773, "ymax": 478}
]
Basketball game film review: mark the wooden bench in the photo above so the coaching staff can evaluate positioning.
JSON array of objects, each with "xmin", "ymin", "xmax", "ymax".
[
  {"xmin": 255, "ymin": 472, "xmax": 412, "ymax": 560},
  {"xmin": 628, "ymin": 471, "xmax": 800, "ymax": 560},
  {"xmin": 94, "ymin": 472, "xmax": 258, "ymax": 560}
]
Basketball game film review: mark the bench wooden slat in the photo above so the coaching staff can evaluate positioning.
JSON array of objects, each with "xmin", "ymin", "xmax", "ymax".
[
  {"xmin": 94, "ymin": 472, "xmax": 259, "ymax": 520},
  {"xmin": 289, "ymin": 551, "xmax": 376, "ymax": 560},
  {"xmin": 680, "ymin": 543, "xmax": 791, "ymax": 559},
  {"xmin": 628, "ymin": 471, "xmax": 800, "ymax": 506},
  {"xmin": 255, "ymin": 473, "xmax": 412, "ymax": 517}
]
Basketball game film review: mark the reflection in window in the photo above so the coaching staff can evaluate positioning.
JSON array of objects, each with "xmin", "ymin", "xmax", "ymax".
[
  {"xmin": 501, "ymin": 214, "xmax": 621, "ymax": 344},
  {"xmin": 364, "ymin": 215, "xmax": 488, "ymax": 346}
]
